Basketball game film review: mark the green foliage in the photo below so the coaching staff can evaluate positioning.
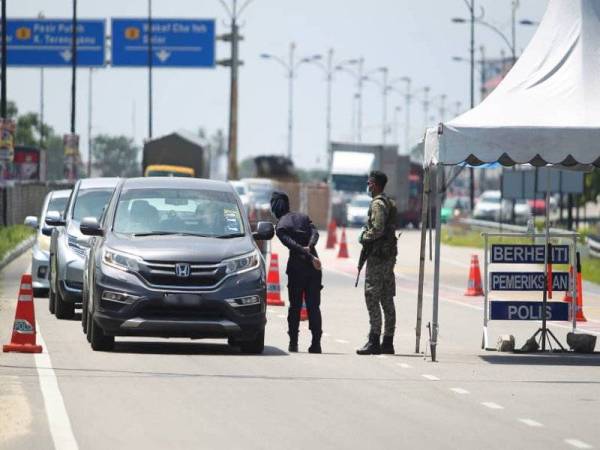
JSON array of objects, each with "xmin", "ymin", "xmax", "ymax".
[
  {"xmin": 582, "ymin": 169, "xmax": 600, "ymax": 204},
  {"xmin": 92, "ymin": 134, "xmax": 141, "ymax": 177},
  {"xmin": 0, "ymin": 225, "xmax": 35, "ymax": 261}
]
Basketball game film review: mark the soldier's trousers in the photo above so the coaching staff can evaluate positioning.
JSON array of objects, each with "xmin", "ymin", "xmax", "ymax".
[
  {"xmin": 364, "ymin": 257, "xmax": 396, "ymax": 336},
  {"xmin": 287, "ymin": 271, "xmax": 322, "ymax": 337}
]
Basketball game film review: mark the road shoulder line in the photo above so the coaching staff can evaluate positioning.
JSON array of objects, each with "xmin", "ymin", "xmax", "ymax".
[{"xmin": 34, "ymin": 323, "xmax": 79, "ymax": 450}]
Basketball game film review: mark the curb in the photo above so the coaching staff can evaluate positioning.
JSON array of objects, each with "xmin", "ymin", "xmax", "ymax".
[{"xmin": 0, "ymin": 236, "xmax": 35, "ymax": 272}]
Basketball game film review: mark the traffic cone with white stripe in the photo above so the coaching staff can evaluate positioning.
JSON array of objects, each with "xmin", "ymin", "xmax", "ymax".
[
  {"xmin": 575, "ymin": 253, "xmax": 587, "ymax": 322},
  {"xmin": 3, "ymin": 274, "xmax": 43, "ymax": 353},
  {"xmin": 300, "ymin": 291, "xmax": 308, "ymax": 321},
  {"xmin": 337, "ymin": 228, "xmax": 349, "ymax": 259},
  {"xmin": 326, "ymin": 219, "xmax": 338, "ymax": 249},
  {"xmin": 465, "ymin": 255, "xmax": 483, "ymax": 296},
  {"xmin": 266, "ymin": 253, "xmax": 284, "ymax": 306}
]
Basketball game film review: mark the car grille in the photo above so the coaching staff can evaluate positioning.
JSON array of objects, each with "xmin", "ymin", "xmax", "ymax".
[
  {"xmin": 138, "ymin": 260, "xmax": 226, "ymax": 290},
  {"xmin": 140, "ymin": 304, "xmax": 224, "ymax": 321}
]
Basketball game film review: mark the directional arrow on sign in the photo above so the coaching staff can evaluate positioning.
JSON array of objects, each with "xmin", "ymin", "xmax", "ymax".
[
  {"xmin": 60, "ymin": 49, "xmax": 72, "ymax": 62},
  {"xmin": 156, "ymin": 49, "xmax": 171, "ymax": 62}
]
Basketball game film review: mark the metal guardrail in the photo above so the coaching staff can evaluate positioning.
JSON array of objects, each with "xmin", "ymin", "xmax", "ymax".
[
  {"xmin": 458, "ymin": 218, "xmax": 527, "ymax": 233},
  {"xmin": 588, "ymin": 235, "xmax": 600, "ymax": 258}
]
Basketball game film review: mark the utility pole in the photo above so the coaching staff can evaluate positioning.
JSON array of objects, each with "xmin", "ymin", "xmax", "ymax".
[
  {"xmin": 87, "ymin": 68, "xmax": 93, "ymax": 177},
  {"xmin": 381, "ymin": 67, "xmax": 388, "ymax": 145},
  {"xmin": 147, "ymin": 0, "xmax": 153, "ymax": 139},
  {"xmin": 287, "ymin": 42, "xmax": 295, "ymax": 160},
  {"xmin": 70, "ymin": 0, "xmax": 77, "ymax": 134},
  {"xmin": 325, "ymin": 48, "xmax": 333, "ymax": 174},
  {"xmin": 403, "ymin": 77, "xmax": 411, "ymax": 154},
  {"xmin": 1, "ymin": 0, "xmax": 7, "ymax": 120},
  {"xmin": 217, "ymin": 0, "xmax": 253, "ymax": 180},
  {"xmin": 422, "ymin": 86, "xmax": 430, "ymax": 132},
  {"xmin": 356, "ymin": 57, "xmax": 364, "ymax": 142},
  {"xmin": 469, "ymin": 0, "xmax": 476, "ymax": 212},
  {"xmin": 40, "ymin": 68, "xmax": 44, "ymax": 150}
]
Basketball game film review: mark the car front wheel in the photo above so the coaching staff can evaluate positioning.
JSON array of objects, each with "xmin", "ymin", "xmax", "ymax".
[{"xmin": 239, "ymin": 330, "xmax": 265, "ymax": 354}]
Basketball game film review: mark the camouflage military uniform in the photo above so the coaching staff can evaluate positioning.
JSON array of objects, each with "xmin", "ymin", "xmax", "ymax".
[{"xmin": 360, "ymin": 193, "xmax": 398, "ymax": 337}]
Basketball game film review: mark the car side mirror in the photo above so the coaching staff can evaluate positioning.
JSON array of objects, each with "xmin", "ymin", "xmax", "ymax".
[
  {"xmin": 45, "ymin": 211, "xmax": 66, "ymax": 227},
  {"xmin": 24, "ymin": 216, "xmax": 39, "ymax": 229},
  {"xmin": 80, "ymin": 217, "xmax": 104, "ymax": 237},
  {"xmin": 41, "ymin": 227, "xmax": 53, "ymax": 236},
  {"xmin": 252, "ymin": 221, "xmax": 274, "ymax": 241}
]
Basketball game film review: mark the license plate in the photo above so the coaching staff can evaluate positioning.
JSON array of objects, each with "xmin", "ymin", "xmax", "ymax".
[{"xmin": 163, "ymin": 293, "xmax": 203, "ymax": 307}]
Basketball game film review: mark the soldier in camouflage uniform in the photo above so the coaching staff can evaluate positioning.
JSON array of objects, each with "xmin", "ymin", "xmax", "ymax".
[{"xmin": 357, "ymin": 171, "xmax": 398, "ymax": 355}]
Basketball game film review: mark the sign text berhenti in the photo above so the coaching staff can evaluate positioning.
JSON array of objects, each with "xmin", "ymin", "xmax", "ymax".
[
  {"xmin": 489, "ymin": 244, "xmax": 571, "ymax": 321},
  {"xmin": 491, "ymin": 244, "xmax": 569, "ymax": 264}
]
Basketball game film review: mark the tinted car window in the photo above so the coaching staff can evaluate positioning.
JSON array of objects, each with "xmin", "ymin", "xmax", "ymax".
[
  {"xmin": 47, "ymin": 197, "xmax": 68, "ymax": 215},
  {"xmin": 72, "ymin": 189, "xmax": 114, "ymax": 221},
  {"xmin": 113, "ymin": 188, "xmax": 244, "ymax": 237}
]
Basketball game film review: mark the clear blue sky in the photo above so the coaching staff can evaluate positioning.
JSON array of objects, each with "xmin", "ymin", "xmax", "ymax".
[{"xmin": 9, "ymin": 0, "xmax": 547, "ymax": 170}]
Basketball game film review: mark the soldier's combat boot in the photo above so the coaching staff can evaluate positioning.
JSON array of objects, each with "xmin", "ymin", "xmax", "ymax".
[
  {"xmin": 308, "ymin": 332, "xmax": 322, "ymax": 354},
  {"xmin": 288, "ymin": 332, "xmax": 298, "ymax": 353},
  {"xmin": 356, "ymin": 333, "xmax": 381, "ymax": 355},
  {"xmin": 381, "ymin": 335, "xmax": 395, "ymax": 354}
]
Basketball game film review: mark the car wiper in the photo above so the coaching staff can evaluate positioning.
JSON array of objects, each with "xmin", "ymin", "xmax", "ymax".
[
  {"xmin": 214, "ymin": 233, "xmax": 245, "ymax": 239},
  {"xmin": 132, "ymin": 231, "xmax": 216, "ymax": 238}
]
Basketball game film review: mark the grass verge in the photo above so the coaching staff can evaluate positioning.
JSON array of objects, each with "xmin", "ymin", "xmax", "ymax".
[
  {"xmin": 0, "ymin": 225, "xmax": 35, "ymax": 262},
  {"xmin": 441, "ymin": 225, "xmax": 600, "ymax": 285}
]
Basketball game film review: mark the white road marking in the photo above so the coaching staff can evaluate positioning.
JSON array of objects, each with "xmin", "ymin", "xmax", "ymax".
[
  {"xmin": 422, "ymin": 374, "xmax": 440, "ymax": 381},
  {"xmin": 335, "ymin": 339, "xmax": 349, "ymax": 344},
  {"xmin": 564, "ymin": 439, "xmax": 593, "ymax": 449},
  {"xmin": 518, "ymin": 418, "xmax": 543, "ymax": 428},
  {"xmin": 481, "ymin": 402, "xmax": 504, "ymax": 410},
  {"xmin": 322, "ymin": 332, "xmax": 330, "ymax": 337},
  {"xmin": 376, "ymin": 354, "xmax": 386, "ymax": 359},
  {"xmin": 34, "ymin": 324, "xmax": 79, "ymax": 450},
  {"xmin": 450, "ymin": 387, "xmax": 469, "ymax": 395},
  {"xmin": 397, "ymin": 363, "xmax": 413, "ymax": 369}
]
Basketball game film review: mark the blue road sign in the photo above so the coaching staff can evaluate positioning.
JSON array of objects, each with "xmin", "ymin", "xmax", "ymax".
[
  {"xmin": 490, "ymin": 272, "xmax": 570, "ymax": 291},
  {"xmin": 490, "ymin": 301, "xmax": 570, "ymax": 321},
  {"xmin": 7, "ymin": 19, "xmax": 105, "ymax": 67},
  {"xmin": 490, "ymin": 244, "xmax": 569, "ymax": 264},
  {"xmin": 111, "ymin": 19, "xmax": 215, "ymax": 67}
]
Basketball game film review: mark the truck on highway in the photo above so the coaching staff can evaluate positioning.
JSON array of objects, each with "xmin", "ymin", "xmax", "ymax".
[
  {"xmin": 330, "ymin": 142, "xmax": 423, "ymax": 228},
  {"xmin": 142, "ymin": 131, "xmax": 209, "ymax": 178}
]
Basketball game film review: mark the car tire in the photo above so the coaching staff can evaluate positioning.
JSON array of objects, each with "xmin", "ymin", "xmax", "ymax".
[
  {"xmin": 90, "ymin": 317, "xmax": 114, "ymax": 351},
  {"xmin": 48, "ymin": 258, "xmax": 56, "ymax": 314},
  {"xmin": 54, "ymin": 286, "xmax": 75, "ymax": 320},
  {"xmin": 81, "ymin": 286, "xmax": 88, "ymax": 333},
  {"xmin": 239, "ymin": 330, "xmax": 265, "ymax": 354},
  {"xmin": 86, "ymin": 308, "xmax": 93, "ymax": 343},
  {"xmin": 33, "ymin": 288, "xmax": 48, "ymax": 299}
]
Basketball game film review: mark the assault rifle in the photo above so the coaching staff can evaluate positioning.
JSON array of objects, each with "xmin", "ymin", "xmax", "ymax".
[{"xmin": 355, "ymin": 232, "xmax": 401, "ymax": 287}]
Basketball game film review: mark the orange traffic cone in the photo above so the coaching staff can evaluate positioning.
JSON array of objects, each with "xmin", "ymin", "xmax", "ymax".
[
  {"xmin": 575, "ymin": 253, "xmax": 587, "ymax": 322},
  {"xmin": 326, "ymin": 219, "xmax": 338, "ymax": 249},
  {"xmin": 337, "ymin": 228, "xmax": 349, "ymax": 258},
  {"xmin": 3, "ymin": 274, "xmax": 43, "ymax": 353},
  {"xmin": 465, "ymin": 255, "xmax": 483, "ymax": 296},
  {"xmin": 266, "ymin": 253, "xmax": 285, "ymax": 306},
  {"xmin": 563, "ymin": 265, "xmax": 574, "ymax": 303},
  {"xmin": 300, "ymin": 292, "xmax": 308, "ymax": 321}
]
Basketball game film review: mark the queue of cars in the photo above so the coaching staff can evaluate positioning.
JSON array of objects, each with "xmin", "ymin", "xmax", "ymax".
[{"xmin": 26, "ymin": 177, "xmax": 274, "ymax": 353}]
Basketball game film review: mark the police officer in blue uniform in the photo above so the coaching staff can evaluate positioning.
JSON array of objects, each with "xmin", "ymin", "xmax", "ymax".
[{"xmin": 270, "ymin": 191, "xmax": 323, "ymax": 353}]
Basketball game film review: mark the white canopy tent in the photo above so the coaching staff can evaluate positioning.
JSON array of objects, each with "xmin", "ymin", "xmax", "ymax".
[{"xmin": 419, "ymin": 0, "xmax": 600, "ymax": 360}]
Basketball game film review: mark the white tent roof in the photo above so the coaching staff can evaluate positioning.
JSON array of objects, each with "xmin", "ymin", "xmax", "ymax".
[{"xmin": 425, "ymin": 0, "xmax": 600, "ymax": 167}]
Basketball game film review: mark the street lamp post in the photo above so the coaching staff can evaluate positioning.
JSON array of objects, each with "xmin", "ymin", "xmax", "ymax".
[
  {"xmin": 147, "ymin": 0, "xmax": 153, "ymax": 139},
  {"xmin": 362, "ymin": 67, "xmax": 390, "ymax": 144},
  {"xmin": 335, "ymin": 58, "xmax": 367, "ymax": 142},
  {"xmin": 260, "ymin": 44, "xmax": 321, "ymax": 160},
  {"xmin": 392, "ymin": 105, "xmax": 402, "ymax": 145}
]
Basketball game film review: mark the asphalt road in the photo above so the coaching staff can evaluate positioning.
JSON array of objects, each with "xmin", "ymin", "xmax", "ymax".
[{"xmin": 1, "ymin": 229, "xmax": 599, "ymax": 450}]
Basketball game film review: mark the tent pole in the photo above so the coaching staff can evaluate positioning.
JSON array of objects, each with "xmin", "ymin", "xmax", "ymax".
[
  {"xmin": 415, "ymin": 166, "xmax": 431, "ymax": 354},
  {"xmin": 430, "ymin": 164, "xmax": 443, "ymax": 362}
]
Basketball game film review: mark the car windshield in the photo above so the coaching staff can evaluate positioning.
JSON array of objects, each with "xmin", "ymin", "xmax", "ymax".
[
  {"xmin": 147, "ymin": 171, "xmax": 193, "ymax": 177},
  {"xmin": 350, "ymin": 198, "xmax": 371, "ymax": 208},
  {"xmin": 47, "ymin": 196, "xmax": 68, "ymax": 216},
  {"xmin": 480, "ymin": 195, "xmax": 501, "ymax": 204},
  {"xmin": 249, "ymin": 188, "xmax": 272, "ymax": 204},
  {"xmin": 113, "ymin": 188, "xmax": 245, "ymax": 237},
  {"xmin": 72, "ymin": 189, "xmax": 114, "ymax": 221},
  {"xmin": 234, "ymin": 185, "xmax": 246, "ymax": 195}
]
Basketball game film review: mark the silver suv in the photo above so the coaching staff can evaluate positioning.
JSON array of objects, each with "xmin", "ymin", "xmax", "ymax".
[{"xmin": 47, "ymin": 178, "xmax": 119, "ymax": 319}]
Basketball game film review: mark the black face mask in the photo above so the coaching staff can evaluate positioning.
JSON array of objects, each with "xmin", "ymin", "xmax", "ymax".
[{"xmin": 270, "ymin": 192, "xmax": 290, "ymax": 219}]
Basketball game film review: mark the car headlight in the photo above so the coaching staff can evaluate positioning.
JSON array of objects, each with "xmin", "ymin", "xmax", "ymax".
[
  {"xmin": 102, "ymin": 248, "xmax": 141, "ymax": 272},
  {"xmin": 223, "ymin": 250, "xmax": 260, "ymax": 275}
]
